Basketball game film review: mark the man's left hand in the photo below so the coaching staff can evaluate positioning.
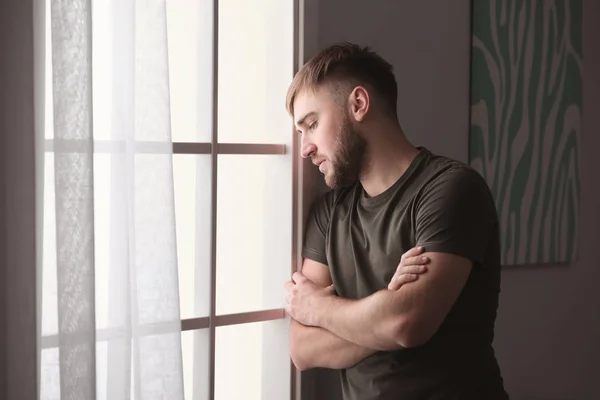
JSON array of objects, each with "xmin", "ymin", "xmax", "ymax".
[{"xmin": 284, "ymin": 272, "xmax": 335, "ymax": 326}]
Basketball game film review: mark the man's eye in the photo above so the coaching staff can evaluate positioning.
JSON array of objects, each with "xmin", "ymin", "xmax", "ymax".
[{"xmin": 308, "ymin": 122, "xmax": 317, "ymax": 130}]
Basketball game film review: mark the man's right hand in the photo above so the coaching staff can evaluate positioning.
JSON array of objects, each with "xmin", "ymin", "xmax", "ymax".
[{"xmin": 387, "ymin": 246, "xmax": 430, "ymax": 290}]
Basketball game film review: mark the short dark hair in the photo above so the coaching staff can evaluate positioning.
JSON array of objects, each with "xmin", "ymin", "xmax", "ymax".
[{"xmin": 286, "ymin": 42, "xmax": 398, "ymax": 118}]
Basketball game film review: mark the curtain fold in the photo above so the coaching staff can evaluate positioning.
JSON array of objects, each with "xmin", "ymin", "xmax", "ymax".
[
  {"xmin": 50, "ymin": 1, "xmax": 96, "ymax": 398},
  {"xmin": 42, "ymin": 0, "xmax": 184, "ymax": 398}
]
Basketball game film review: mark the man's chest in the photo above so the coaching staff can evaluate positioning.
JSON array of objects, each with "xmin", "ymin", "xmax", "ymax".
[{"xmin": 325, "ymin": 202, "xmax": 417, "ymax": 299}]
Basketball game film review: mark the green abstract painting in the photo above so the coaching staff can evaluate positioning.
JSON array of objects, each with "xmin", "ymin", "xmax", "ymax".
[{"xmin": 469, "ymin": 0, "xmax": 583, "ymax": 265}]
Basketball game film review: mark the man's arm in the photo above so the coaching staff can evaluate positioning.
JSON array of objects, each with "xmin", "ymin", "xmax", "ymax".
[
  {"xmin": 303, "ymin": 252, "xmax": 471, "ymax": 351},
  {"xmin": 289, "ymin": 248, "xmax": 430, "ymax": 369},
  {"xmin": 289, "ymin": 258, "xmax": 376, "ymax": 370},
  {"xmin": 290, "ymin": 320, "xmax": 374, "ymax": 371}
]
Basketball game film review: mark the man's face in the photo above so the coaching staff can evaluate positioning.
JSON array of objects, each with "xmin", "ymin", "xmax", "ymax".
[{"xmin": 293, "ymin": 87, "xmax": 366, "ymax": 189}]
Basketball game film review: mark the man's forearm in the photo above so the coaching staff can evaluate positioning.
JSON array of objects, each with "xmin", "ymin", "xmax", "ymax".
[
  {"xmin": 289, "ymin": 318, "xmax": 376, "ymax": 370},
  {"xmin": 316, "ymin": 289, "xmax": 412, "ymax": 351}
]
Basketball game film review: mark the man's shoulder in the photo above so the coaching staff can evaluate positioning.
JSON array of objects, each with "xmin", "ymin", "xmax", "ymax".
[
  {"xmin": 420, "ymin": 149, "xmax": 478, "ymax": 177},
  {"xmin": 419, "ymin": 151, "xmax": 491, "ymax": 197},
  {"xmin": 412, "ymin": 150, "xmax": 497, "ymax": 225}
]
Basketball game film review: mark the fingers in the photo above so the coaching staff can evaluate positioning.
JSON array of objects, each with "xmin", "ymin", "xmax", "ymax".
[
  {"xmin": 387, "ymin": 273, "xmax": 419, "ymax": 291},
  {"xmin": 397, "ymin": 264, "xmax": 428, "ymax": 276},
  {"xmin": 401, "ymin": 254, "xmax": 429, "ymax": 266},
  {"xmin": 388, "ymin": 247, "xmax": 431, "ymax": 291},
  {"xmin": 401, "ymin": 246, "xmax": 424, "ymax": 261},
  {"xmin": 388, "ymin": 265, "xmax": 427, "ymax": 291},
  {"xmin": 292, "ymin": 272, "xmax": 307, "ymax": 284},
  {"xmin": 394, "ymin": 256, "xmax": 429, "ymax": 279}
]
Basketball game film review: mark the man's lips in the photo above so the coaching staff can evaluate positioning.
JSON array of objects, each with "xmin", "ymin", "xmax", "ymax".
[{"xmin": 317, "ymin": 160, "xmax": 327, "ymax": 173}]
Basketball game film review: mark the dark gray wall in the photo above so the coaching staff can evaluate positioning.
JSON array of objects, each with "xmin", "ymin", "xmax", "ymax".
[
  {"xmin": 305, "ymin": 0, "xmax": 600, "ymax": 399},
  {"xmin": 0, "ymin": 0, "xmax": 39, "ymax": 399},
  {"xmin": 0, "ymin": 3, "xmax": 6, "ymax": 393}
]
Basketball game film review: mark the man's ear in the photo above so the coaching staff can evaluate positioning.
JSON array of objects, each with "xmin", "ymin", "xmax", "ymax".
[{"xmin": 348, "ymin": 86, "xmax": 370, "ymax": 122}]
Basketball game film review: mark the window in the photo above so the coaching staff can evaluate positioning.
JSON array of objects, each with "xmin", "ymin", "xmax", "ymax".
[{"xmin": 39, "ymin": 0, "xmax": 299, "ymax": 399}]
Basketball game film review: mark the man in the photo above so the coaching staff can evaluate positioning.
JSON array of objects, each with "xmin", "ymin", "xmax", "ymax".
[{"xmin": 283, "ymin": 42, "xmax": 508, "ymax": 399}]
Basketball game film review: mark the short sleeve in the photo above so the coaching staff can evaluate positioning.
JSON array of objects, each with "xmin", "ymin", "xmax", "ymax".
[
  {"xmin": 415, "ymin": 166, "xmax": 498, "ymax": 265},
  {"xmin": 301, "ymin": 192, "xmax": 334, "ymax": 266}
]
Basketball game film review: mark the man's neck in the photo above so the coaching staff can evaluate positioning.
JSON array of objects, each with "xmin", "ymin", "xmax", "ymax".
[{"xmin": 359, "ymin": 126, "xmax": 419, "ymax": 198}]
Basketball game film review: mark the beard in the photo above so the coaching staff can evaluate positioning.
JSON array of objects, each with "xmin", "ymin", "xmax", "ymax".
[{"xmin": 325, "ymin": 112, "xmax": 367, "ymax": 189}]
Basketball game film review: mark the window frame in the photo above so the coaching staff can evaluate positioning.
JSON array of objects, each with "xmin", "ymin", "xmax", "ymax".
[{"xmin": 194, "ymin": 0, "xmax": 302, "ymax": 397}]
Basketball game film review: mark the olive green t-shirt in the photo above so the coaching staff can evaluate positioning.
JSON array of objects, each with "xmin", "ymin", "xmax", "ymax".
[{"xmin": 302, "ymin": 148, "xmax": 508, "ymax": 400}]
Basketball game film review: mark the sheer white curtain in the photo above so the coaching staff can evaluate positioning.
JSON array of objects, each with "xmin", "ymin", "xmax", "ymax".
[{"xmin": 39, "ymin": 0, "xmax": 184, "ymax": 399}]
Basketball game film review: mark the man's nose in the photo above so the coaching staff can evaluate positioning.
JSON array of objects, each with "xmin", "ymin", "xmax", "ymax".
[{"xmin": 300, "ymin": 136, "xmax": 316, "ymax": 159}]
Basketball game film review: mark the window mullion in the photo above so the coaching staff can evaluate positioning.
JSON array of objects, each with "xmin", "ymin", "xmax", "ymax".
[{"xmin": 207, "ymin": 0, "xmax": 219, "ymax": 399}]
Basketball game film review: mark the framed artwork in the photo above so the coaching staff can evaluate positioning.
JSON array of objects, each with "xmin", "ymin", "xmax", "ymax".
[{"xmin": 469, "ymin": 0, "xmax": 583, "ymax": 265}]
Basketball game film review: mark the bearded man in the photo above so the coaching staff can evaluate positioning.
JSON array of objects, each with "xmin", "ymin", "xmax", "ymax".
[{"xmin": 284, "ymin": 42, "xmax": 508, "ymax": 400}]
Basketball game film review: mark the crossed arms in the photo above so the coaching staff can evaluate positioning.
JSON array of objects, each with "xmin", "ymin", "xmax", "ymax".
[
  {"xmin": 285, "ymin": 168, "xmax": 495, "ymax": 370},
  {"xmin": 285, "ymin": 250, "xmax": 472, "ymax": 371},
  {"xmin": 286, "ymin": 257, "xmax": 373, "ymax": 371}
]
